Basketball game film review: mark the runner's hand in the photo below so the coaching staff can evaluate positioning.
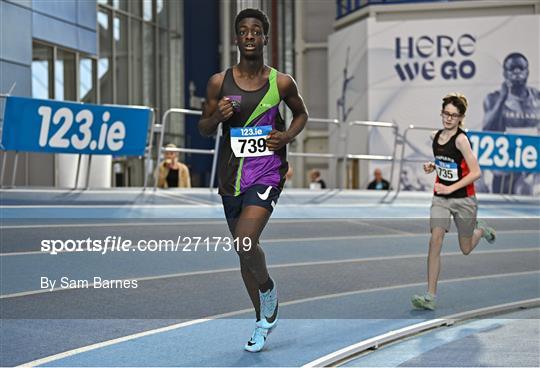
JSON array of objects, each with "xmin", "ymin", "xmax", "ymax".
[
  {"xmin": 266, "ymin": 130, "xmax": 290, "ymax": 151},
  {"xmin": 423, "ymin": 162, "xmax": 436, "ymax": 174},
  {"xmin": 434, "ymin": 183, "xmax": 453, "ymax": 195},
  {"xmin": 213, "ymin": 97, "xmax": 234, "ymax": 122}
]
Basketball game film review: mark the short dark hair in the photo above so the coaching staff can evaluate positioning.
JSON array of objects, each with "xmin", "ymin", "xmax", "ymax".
[
  {"xmin": 503, "ymin": 52, "xmax": 528, "ymax": 69},
  {"xmin": 235, "ymin": 8, "xmax": 270, "ymax": 36}
]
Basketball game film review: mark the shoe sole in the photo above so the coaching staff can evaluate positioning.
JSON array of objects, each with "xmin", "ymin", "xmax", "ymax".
[
  {"xmin": 245, "ymin": 323, "xmax": 276, "ymax": 353},
  {"xmin": 245, "ymin": 346, "xmax": 263, "ymax": 353}
]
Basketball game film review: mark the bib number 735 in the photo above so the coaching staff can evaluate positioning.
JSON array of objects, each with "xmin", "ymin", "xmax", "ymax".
[{"xmin": 435, "ymin": 159, "xmax": 458, "ymax": 182}]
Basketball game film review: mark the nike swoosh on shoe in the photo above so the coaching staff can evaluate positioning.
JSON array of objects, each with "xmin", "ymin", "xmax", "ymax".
[{"xmin": 264, "ymin": 300, "xmax": 278, "ymax": 324}]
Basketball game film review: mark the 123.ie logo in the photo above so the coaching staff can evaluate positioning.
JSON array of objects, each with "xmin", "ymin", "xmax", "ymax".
[{"xmin": 394, "ymin": 34, "xmax": 476, "ymax": 82}]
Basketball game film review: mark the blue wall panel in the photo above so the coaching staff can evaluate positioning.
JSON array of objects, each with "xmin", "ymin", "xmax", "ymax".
[
  {"xmin": 183, "ymin": 0, "xmax": 220, "ymax": 187},
  {"xmin": 5, "ymin": 0, "xmax": 31, "ymax": 8},
  {"xmin": 32, "ymin": 11, "xmax": 79, "ymax": 50},
  {"xmin": 0, "ymin": 61, "xmax": 31, "ymax": 96},
  {"xmin": 77, "ymin": 0, "xmax": 97, "ymax": 31},
  {"xmin": 0, "ymin": 1, "xmax": 32, "ymax": 65},
  {"xmin": 32, "ymin": 0, "xmax": 77, "ymax": 24},
  {"xmin": 31, "ymin": 0, "xmax": 97, "ymax": 54},
  {"xmin": 78, "ymin": 27, "xmax": 97, "ymax": 55}
]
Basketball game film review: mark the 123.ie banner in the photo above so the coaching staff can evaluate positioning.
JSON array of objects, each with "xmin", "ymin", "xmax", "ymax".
[
  {"xmin": 1, "ymin": 96, "xmax": 150, "ymax": 156},
  {"xmin": 467, "ymin": 130, "xmax": 539, "ymax": 173}
]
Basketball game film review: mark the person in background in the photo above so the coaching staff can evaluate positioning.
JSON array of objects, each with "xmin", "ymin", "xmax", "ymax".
[
  {"xmin": 284, "ymin": 164, "xmax": 294, "ymax": 187},
  {"xmin": 157, "ymin": 143, "xmax": 191, "ymax": 188},
  {"xmin": 367, "ymin": 168, "xmax": 390, "ymax": 190},
  {"xmin": 309, "ymin": 169, "xmax": 326, "ymax": 190}
]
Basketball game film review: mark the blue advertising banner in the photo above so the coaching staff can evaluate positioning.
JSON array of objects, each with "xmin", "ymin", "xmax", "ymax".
[
  {"xmin": 1, "ymin": 97, "xmax": 150, "ymax": 156},
  {"xmin": 467, "ymin": 130, "xmax": 539, "ymax": 173}
]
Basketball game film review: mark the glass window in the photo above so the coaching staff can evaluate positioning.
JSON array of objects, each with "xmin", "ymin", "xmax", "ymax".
[
  {"xmin": 94, "ymin": 0, "xmax": 185, "ymax": 186},
  {"xmin": 55, "ymin": 49, "xmax": 76, "ymax": 101},
  {"xmin": 80, "ymin": 56, "xmax": 96, "ymax": 103},
  {"xmin": 130, "ymin": 0, "xmax": 142, "ymax": 17},
  {"xmin": 143, "ymin": 23, "xmax": 155, "ymax": 107},
  {"xmin": 32, "ymin": 42, "xmax": 53, "ymax": 99},
  {"xmin": 168, "ymin": 0, "xmax": 182, "ymax": 33},
  {"xmin": 114, "ymin": 14, "xmax": 129, "ymax": 105},
  {"xmin": 112, "ymin": 0, "xmax": 129, "ymax": 11},
  {"xmin": 169, "ymin": 31, "xmax": 183, "ymax": 139},
  {"xmin": 159, "ymin": 29, "xmax": 170, "ymax": 115},
  {"xmin": 98, "ymin": 9, "xmax": 113, "ymax": 103},
  {"xmin": 170, "ymin": 32, "xmax": 182, "ymax": 106},
  {"xmin": 143, "ymin": 0, "xmax": 153, "ymax": 21},
  {"xmin": 131, "ymin": 18, "xmax": 143, "ymax": 105},
  {"xmin": 157, "ymin": 0, "xmax": 167, "ymax": 28}
]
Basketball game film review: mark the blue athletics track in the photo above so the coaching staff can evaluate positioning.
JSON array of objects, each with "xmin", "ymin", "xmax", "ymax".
[{"xmin": 1, "ymin": 188, "xmax": 538, "ymax": 367}]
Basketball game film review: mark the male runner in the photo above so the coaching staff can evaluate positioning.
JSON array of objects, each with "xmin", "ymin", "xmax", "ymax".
[
  {"xmin": 198, "ymin": 8, "xmax": 308, "ymax": 352},
  {"xmin": 483, "ymin": 53, "xmax": 540, "ymax": 194},
  {"xmin": 411, "ymin": 93, "xmax": 496, "ymax": 310}
]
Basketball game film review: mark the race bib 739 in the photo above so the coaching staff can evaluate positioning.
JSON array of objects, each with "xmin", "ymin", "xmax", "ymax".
[{"xmin": 231, "ymin": 125, "xmax": 273, "ymax": 158}]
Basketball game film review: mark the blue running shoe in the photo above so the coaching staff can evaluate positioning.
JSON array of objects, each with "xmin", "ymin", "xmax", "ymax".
[
  {"xmin": 244, "ymin": 325, "xmax": 269, "ymax": 353},
  {"xmin": 258, "ymin": 282, "xmax": 278, "ymax": 330}
]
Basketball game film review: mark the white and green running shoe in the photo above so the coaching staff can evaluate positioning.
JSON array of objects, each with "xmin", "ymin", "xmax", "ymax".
[
  {"xmin": 411, "ymin": 293, "xmax": 436, "ymax": 310},
  {"xmin": 258, "ymin": 282, "xmax": 278, "ymax": 330},
  {"xmin": 244, "ymin": 325, "xmax": 269, "ymax": 353},
  {"xmin": 476, "ymin": 220, "xmax": 496, "ymax": 244}
]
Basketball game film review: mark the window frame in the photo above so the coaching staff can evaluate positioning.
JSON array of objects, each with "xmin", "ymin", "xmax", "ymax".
[{"xmin": 32, "ymin": 40, "xmax": 98, "ymax": 103}]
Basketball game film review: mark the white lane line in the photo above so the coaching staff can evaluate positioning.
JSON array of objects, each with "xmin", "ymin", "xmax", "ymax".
[
  {"xmin": 3, "ymin": 202, "xmax": 539, "ymax": 209},
  {"xmin": 0, "ymin": 204, "xmax": 221, "ymax": 209},
  {"xmin": 0, "ymin": 218, "xmax": 388, "ymax": 229},
  {"xmin": 2, "ymin": 248, "xmax": 538, "ymax": 299},
  {"xmin": 2, "ymin": 229, "xmax": 538, "ymax": 257},
  {"xmin": 16, "ymin": 270, "xmax": 540, "ymax": 368},
  {"xmin": 346, "ymin": 219, "xmax": 413, "ymax": 235},
  {"xmin": 153, "ymin": 191, "xmax": 217, "ymax": 206},
  {"xmin": 0, "ymin": 188, "xmax": 219, "ymax": 195},
  {"xmin": 303, "ymin": 298, "xmax": 540, "ymax": 368},
  {"xmin": 1, "ymin": 220, "xmax": 225, "ymax": 229},
  {"xmin": 2, "ymin": 187, "xmax": 537, "ymax": 201}
]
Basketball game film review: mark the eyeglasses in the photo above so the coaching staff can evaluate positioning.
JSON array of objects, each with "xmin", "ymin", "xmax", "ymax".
[{"xmin": 441, "ymin": 111, "xmax": 462, "ymax": 120}]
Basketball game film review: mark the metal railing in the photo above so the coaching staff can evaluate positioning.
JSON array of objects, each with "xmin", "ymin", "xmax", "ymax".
[
  {"xmin": 289, "ymin": 117, "xmax": 343, "ymax": 188},
  {"xmin": 152, "ymin": 108, "xmax": 221, "ymax": 191},
  {"xmin": 345, "ymin": 120, "xmax": 399, "ymax": 190},
  {"xmin": 396, "ymin": 124, "xmax": 434, "ymax": 195},
  {"xmin": 0, "ymin": 91, "xmax": 14, "ymax": 188}
]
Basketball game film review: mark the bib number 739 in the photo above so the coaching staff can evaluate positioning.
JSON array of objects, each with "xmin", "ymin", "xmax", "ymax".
[
  {"xmin": 231, "ymin": 125, "xmax": 273, "ymax": 158},
  {"xmin": 238, "ymin": 138, "xmax": 267, "ymax": 154}
]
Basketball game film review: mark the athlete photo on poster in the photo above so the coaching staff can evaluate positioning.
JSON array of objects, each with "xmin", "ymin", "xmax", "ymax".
[{"xmin": 482, "ymin": 52, "xmax": 540, "ymax": 195}]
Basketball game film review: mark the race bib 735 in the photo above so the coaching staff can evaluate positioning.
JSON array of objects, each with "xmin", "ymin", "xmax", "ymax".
[{"xmin": 435, "ymin": 159, "xmax": 458, "ymax": 182}]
